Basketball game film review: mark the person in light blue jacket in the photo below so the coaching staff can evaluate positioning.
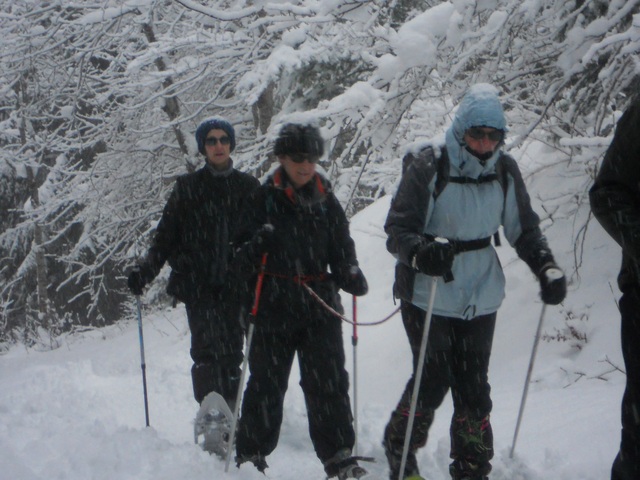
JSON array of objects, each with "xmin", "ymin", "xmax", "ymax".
[{"xmin": 382, "ymin": 84, "xmax": 567, "ymax": 480}]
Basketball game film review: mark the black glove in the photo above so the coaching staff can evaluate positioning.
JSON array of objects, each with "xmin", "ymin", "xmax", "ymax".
[
  {"xmin": 411, "ymin": 240, "xmax": 455, "ymax": 277},
  {"xmin": 250, "ymin": 224, "xmax": 276, "ymax": 256},
  {"xmin": 127, "ymin": 265, "xmax": 151, "ymax": 296},
  {"xmin": 335, "ymin": 265, "xmax": 368, "ymax": 296},
  {"xmin": 539, "ymin": 264, "xmax": 567, "ymax": 305}
]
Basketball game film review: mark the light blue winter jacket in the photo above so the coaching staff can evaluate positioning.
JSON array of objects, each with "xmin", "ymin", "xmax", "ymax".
[{"xmin": 386, "ymin": 84, "xmax": 556, "ymax": 320}]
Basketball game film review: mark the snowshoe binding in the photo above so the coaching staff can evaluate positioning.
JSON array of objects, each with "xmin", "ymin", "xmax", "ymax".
[
  {"xmin": 194, "ymin": 391, "xmax": 234, "ymax": 458},
  {"xmin": 324, "ymin": 448, "xmax": 375, "ymax": 480}
]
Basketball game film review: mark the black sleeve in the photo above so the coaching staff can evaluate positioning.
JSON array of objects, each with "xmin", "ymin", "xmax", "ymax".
[
  {"xmin": 384, "ymin": 148, "xmax": 438, "ymax": 265},
  {"xmin": 229, "ymin": 187, "xmax": 269, "ymax": 278},
  {"xmin": 326, "ymin": 192, "xmax": 359, "ymax": 272},
  {"xmin": 142, "ymin": 178, "xmax": 184, "ymax": 279},
  {"xmin": 589, "ymin": 100, "xmax": 640, "ymax": 262}
]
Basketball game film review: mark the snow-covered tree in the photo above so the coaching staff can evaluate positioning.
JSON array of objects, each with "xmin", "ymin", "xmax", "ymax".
[{"xmin": 0, "ymin": 0, "xmax": 637, "ymax": 346}]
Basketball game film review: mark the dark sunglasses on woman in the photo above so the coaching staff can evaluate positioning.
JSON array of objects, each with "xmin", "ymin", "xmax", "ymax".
[
  {"xmin": 205, "ymin": 136, "xmax": 231, "ymax": 146},
  {"xmin": 290, "ymin": 153, "xmax": 320, "ymax": 164},
  {"xmin": 466, "ymin": 127, "xmax": 504, "ymax": 142}
]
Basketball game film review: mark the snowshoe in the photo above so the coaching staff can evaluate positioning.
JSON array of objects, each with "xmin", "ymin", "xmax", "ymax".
[
  {"xmin": 324, "ymin": 448, "xmax": 375, "ymax": 480},
  {"xmin": 193, "ymin": 391, "xmax": 234, "ymax": 458},
  {"xmin": 337, "ymin": 463, "xmax": 369, "ymax": 480}
]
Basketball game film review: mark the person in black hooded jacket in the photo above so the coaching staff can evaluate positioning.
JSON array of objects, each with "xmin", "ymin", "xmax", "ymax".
[
  {"xmin": 590, "ymin": 97, "xmax": 640, "ymax": 480},
  {"xmin": 232, "ymin": 123, "xmax": 370, "ymax": 480},
  {"xmin": 126, "ymin": 117, "xmax": 259, "ymax": 413}
]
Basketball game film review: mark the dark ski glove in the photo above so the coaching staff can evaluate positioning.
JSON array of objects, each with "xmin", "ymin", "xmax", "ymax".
[
  {"xmin": 411, "ymin": 239, "xmax": 455, "ymax": 277},
  {"xmin": 127, "ymin": 265, "xmax": 153, "ymax": 296},
  {"xmin": 249, "ymin": 223, "xmax": 276, "ymax": 256},
  {"xmin": 539, "ymin": 263, "xmax": 567, "ymax": 305},
  {"xmin": 334, "ymin": 264, "xmax": 368, "ymax": 296}
]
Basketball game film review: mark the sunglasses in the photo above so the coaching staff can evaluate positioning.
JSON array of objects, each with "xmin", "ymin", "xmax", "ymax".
[
  {"xmin": 466, "ymin": 127, "xmax": 504, "ymax": 142},
  {"xmin": 290, "ymin": 153, "xmax": 319, "ymax": 164},
  {"xmin": 205, "ymin": 136, "xmax": 231, "ymax": 146}
]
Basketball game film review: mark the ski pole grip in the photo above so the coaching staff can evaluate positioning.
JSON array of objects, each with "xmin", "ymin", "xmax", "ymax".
[{"xmin": 433, "ymin": 237, "xmax": 454, "ymax": 283}]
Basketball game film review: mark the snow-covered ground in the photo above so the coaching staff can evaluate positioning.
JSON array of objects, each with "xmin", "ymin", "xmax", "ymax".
[{"xmin": 0, "ymin": 143, "xmax": 623, "ymax": 480}]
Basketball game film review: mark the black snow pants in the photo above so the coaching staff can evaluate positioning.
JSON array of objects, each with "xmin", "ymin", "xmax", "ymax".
[
  {"xmin": 236, "ymin": 302, "xmax": 355, "ymax": 464},
  {"xmin": 383, "ymin": 300, "xmax": 496, "ymax": 480},
  {"xmin": 185, "ymin": 293, "xmax": 244, "ymax": 405},
  {"xmin": 612, "ymin": 287, "xmax": 640, "ymax": 480}
]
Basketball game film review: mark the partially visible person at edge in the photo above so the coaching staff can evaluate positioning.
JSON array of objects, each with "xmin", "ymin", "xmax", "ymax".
[
  {"xmin": 383, "ymin": 84, "xmax": 567, "ymax": 480},
  {"xmin": 126, "ymin": 118, "xmax": 259, "ymax": 423},
  {"xmin": 589, "ymin": 96, "xmax": 640, "ymax": 480},
  {"xmin": 229, "ymin": 123, "xmax": 370, "ymax": 480}
]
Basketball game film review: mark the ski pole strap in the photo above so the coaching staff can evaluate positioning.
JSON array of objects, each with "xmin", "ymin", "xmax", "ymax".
[{"xmin": 423, "ymin": 234, "xmax": 492, "ymax": 253}]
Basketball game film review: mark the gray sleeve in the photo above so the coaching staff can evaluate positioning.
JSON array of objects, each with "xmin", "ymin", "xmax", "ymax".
[
  {"xmin": 501, "ymin": 155, "xmax": 556, "ymax": 275},
  {"xmin": 384, "ymin": 148, "xmax": 438, "ymax": 265}
]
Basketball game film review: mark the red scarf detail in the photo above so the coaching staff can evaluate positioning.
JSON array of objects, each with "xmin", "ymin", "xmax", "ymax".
[{"xmin": 273, "ymin": 168, "xmax": 326, "ymax": 204}]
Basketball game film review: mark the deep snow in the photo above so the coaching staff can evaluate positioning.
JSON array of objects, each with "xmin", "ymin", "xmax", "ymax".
[{"xmin": 0, "ymin": 143, "xmax": 625, "ymax": 480}]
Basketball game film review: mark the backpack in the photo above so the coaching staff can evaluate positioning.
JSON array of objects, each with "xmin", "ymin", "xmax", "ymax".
[{"xmin": 402, "ymin": 145, "xmax": 509, "ymax": 246}]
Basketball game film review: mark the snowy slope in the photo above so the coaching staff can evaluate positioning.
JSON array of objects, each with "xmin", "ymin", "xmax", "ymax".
[{"xmin": 0, "ymin": 144, "xmax": 624, "ymax": 480}]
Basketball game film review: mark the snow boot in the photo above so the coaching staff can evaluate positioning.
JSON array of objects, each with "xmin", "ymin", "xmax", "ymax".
[
  {"xmin": 449, "ymin": 459, "xmax": 489, "ymax": 480},
  {"xmin": 324, "ymin": 448, "xmax": 370, "ymax": 480},
  {"xmin": 383, "ymin": 431, "xmax": 421, "ymax": 480},
  {"xmin": 236, "ymin": 453, "xmax": 269, "ymax": 473},
  {"xmin": 193, "ymin": 391, "xmax": 234, "ymax": 458},
  {"xmin": 382, "ymin": 406, "xmax": 433, "ymax": 480}
]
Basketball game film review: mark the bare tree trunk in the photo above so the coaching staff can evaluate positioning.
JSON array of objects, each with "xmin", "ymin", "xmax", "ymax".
[
  {"xmin": 33, "ymin": 223, "xmax": 50, "ymax": 331},
  {"xmin": 142, "ymin": 23, "xmax": 191, "ymax": 171},
  {"xmin": 252, "ymin": 82, "xmax": 275, "ymax": 135},
  {"xmin": 26, "ymin": 164, "xmax": 52, "ymax": 344},
  {"xmin": 17, "ymin": 74, "xmax": 51, "ymax": 344}
]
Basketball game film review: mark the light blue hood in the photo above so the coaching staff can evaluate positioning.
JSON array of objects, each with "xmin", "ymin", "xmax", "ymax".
[{"xmin": 445, "ymin": 83, "xmax": 508, "ymax": 176}]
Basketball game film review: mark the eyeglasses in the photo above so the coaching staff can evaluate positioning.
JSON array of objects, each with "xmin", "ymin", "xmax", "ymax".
[
  {"xmin": 205, "ymin": 136, "xmax": 231, "ymax": 146},
  {"xmin": 465, "ymin": 127, "xmax": 504, "ymax": 142},
  {"xmin": 290, "ymin": 153, "xmax": 319, "ymax": 164}
]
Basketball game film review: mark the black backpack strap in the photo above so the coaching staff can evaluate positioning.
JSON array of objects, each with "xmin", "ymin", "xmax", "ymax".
[
  {"xmin": 448, "ymin": 173, "xmax": 499, "ymax": 185},
  {"xmin": 493, "ymin": 154, "xmax": 509, "ymax": 246},
  {"xmin": 433, "ymin": 148, "xmax": 450, "ymax": 200}
]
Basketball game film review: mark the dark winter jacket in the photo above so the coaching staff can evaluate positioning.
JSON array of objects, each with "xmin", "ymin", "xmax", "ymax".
[
  {"xmin": 231, "ymin": 167, "xmax": 359, "ymax": 321},
  {"xmin": 589, "ymin": 98, "xmax": 640, "ymax": 292},
  {"xmin": 142, "ymin": 163, "xmax": 259, "ymax": 304}
]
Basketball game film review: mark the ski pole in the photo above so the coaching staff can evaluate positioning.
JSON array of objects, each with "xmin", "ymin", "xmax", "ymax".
[
  {"xmin": 136, "ymin": 295, "xmax": 150, "ymax": 427},
  {"xmin": 352, "ymin": 295, "xmax": 359, "ymax": 456},
  {"xmin": 398, "ymin": 278, "xmax": 438, "ymax": 480},
  {"xmin": 510, "ymin": 303, "xmax": 547, "ymax": 459},
  {"xmin": 225, "ymin": 253, "xmax": 268, "ymax": 472}
]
